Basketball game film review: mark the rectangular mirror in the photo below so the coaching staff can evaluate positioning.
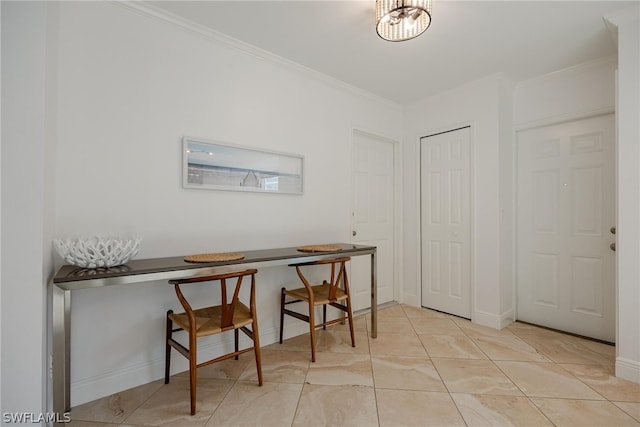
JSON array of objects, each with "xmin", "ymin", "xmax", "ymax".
[{"xmin": 183, "ymin": 137, "xmax": 304, "ymax": 195}]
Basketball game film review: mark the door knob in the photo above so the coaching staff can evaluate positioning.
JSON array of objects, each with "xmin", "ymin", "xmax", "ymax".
[
  {"xmin": 610, "ymin": 242, "xmax": 616, "ymax": 252},
  {"xmin": 610, "ymin": 226, "xmax": 616, "ymax": 235},
  {"xmin": 352, "ymin": 230, "xmax": 357, "ymax": 237}
]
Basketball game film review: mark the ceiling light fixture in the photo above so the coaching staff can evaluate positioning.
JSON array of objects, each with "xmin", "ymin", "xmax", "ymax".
[{"xmin": 376, "ymin": 0, "xmax": 432, "ymax": 42}]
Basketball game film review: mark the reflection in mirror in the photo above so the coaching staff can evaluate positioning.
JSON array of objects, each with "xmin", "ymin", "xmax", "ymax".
[{"xmin": 183, "ymin": 137, "xmax": 303, "ymax": 195}]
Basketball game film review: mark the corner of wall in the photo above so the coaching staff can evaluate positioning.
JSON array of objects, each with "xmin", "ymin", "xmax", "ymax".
[
  {"xmin": 1, "ymin": 0, "xmax": 49, "ymax": 415},
  {"xmin": 608, "ymin": 3, "xmax": 640, "ymax": 384},
  {"xmin": 473, "ymin": 308, "xmax": 514, "ymax": 330},
  {"xmin": 616, "ymin": 357, "xmax": 640, "ymax": 384}
]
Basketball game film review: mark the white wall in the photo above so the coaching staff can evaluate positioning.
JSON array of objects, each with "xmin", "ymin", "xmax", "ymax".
[
  {"xmin": 402, "ymin": 73, "xmax": 514, "ymax": 329},
  {"xmin": 50, "ymin": 2, "xmax": 402, "ymax": 406},
  {"xmin": 1, "ymin": 0, "xmax": 53, "ymax": 417},
  {"xmin": 513, "ymin": 56, "xmax": 616, "ymax": 126},
  {"xmin": 513, "ymin": 57, "xmax": 617, "ymax": 332},
  {"xmin": 606, "ymin": 5, "xmax": 640, "ymax": 384},
  {"xmin": 513, "ymin": 57, "xmax": 617, "ymax": 341},
  {"xmin": 515, "ymin": 36, "xmax": 639, "ymax": 384},
  {"xmin": 402, "ymin": 57, "xmax": 622, "ymax": 334},
  {"xmin": 1, "ymin": 1, "xmax": 3, "ymax": 414},
  {"xmin": 3, "ymin": 1, "xmax": 637, "ymax": 416},
  {"xmin": 498, "ymin": 77, "xmax": 515, "ymax": 316}
]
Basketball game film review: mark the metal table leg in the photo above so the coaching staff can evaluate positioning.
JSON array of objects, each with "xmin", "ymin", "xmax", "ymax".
[
  {"xmin": 371, "ymin": 251, "xmax": 377, "ymax": 338},
  {"xmin": 52, "ymin": 284, "xmax": 71, "ymax": 413}
]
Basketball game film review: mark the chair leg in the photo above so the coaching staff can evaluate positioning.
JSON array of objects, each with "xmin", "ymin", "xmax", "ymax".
[
  {"xmin": 189, "ymin": 332, "xmax": 197, "ymax": 416},
  {"xmin": 279, "ymin": 287, "xmax": 286, "ymax": 344},
  {"xmin": 346, "ymin": 299, "xmax": 356, "ymax": 348},
  {"xmin": 165, "ymin": 310, "xmax": 173, "ymax": 384},
  {"xmin": 234, "ymin": 329, "xmax": 239, "ymax": 360},
  {"xmin": 308, "ymin": 303, "xmax": 317, "ymax": 363},
  {"xmin": 252, "ymin": 319, "xmax": 263, "ymax": 386},
  {"xmin": 322, "ymin": 304, "xmax": 327, "ymax": 330}
]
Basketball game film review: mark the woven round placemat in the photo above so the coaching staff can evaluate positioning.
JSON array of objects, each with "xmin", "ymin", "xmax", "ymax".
[
  {"xmin": 297, "ymin": 244, "xmax": 342, "ymax": 253},
  {"xmin": 184, "ymin": 252, "xmax": 245, "ymax": 263}
]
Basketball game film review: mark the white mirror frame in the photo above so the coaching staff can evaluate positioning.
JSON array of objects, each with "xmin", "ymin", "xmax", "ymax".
[{"xmin": 182, "ymin": 137, "xmax": 304, "ymax": 195}]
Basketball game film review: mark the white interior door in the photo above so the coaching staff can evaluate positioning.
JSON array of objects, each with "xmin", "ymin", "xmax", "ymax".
[
  {"xmin": 517, "ymin": 114, "xmax": 615, "ymax": 342},
  {"xmin": 351, "ymin": 131, "xmax": 395, "ymax": 310},
  {"xmin": 420, "ymin": 127, "xmax": 472, "ymax": 319}
]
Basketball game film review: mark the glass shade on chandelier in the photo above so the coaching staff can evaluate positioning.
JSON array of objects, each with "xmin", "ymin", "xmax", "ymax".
[{"xmin": 376, "ymin": 0, "xmax": 432, "ymax": 42}]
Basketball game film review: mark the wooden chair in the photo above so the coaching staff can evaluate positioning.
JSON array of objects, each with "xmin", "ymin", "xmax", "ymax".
[
  {"xmin": 279, "ymin": 257, "xmax": 355, "ymax": 362},
  {"xmin": 165, "ymin": 269, "xmax": 262, "ymax": 415}
]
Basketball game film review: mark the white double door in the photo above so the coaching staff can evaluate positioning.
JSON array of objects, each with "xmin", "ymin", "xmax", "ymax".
[
  {"xmin": 517, "ymin": 114, "xmax": 615, "ymax": 342},
  {"xmin": 420, "ymin": 127, "xmax": 472, "ymax": 319}
]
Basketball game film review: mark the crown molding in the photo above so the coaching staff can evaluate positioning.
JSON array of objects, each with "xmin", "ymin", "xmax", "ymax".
[
  {"xmin": 114, "ymin": 1, "xmax": 402, "ymax": 111},
  {"xmin": 604, "ymin": 4, "xmax": 640, "ymax": 47},
  {"xmin": 604, "ymin": 4, "xmax": 640, "ymax": 28}
]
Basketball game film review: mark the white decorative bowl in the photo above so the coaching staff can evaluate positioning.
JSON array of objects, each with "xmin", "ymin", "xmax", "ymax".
[{"xmin": 53, "ymin": 236, "xmax": 142, "ymax": 268}]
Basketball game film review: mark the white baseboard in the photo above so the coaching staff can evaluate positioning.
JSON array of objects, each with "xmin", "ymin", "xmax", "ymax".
[
  {"xmin": 473, "ymin": 309, "xmax": 514, "ymax": 330},
  {"xmin": 70, "ymin": 322, "xmax": 310, "ymax": 407},
  {"xmin": 616, "ymin": 357, "xmax": 640, "ymax": 384}
]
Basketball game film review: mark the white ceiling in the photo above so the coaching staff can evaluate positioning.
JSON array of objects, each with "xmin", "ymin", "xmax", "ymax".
[{"xmin": 147, "ymin": 0, "xmax": 633, "ymax": 104}]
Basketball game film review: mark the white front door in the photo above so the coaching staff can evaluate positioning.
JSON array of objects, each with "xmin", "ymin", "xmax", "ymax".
[
  {"xmin": 420, "ymin": 127, "xmax": 472, "ymax": 319},
  {"xmin": 351, "ymin": 131, "xmax": 395, "ymax": 310},
  {"xmin": 517, "ymin": 114, "xmax": 615, "ymax": 342}
]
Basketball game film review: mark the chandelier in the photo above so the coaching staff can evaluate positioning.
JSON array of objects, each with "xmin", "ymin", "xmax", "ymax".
[{"xmin": 376, "ymin": 0, "xmax": 432, "ymax": 42}]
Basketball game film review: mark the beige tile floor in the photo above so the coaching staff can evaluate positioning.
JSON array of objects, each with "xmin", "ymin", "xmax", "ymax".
[{"xmin": 68, "ymin": 304, "xmax": 640, "ymax": 426}]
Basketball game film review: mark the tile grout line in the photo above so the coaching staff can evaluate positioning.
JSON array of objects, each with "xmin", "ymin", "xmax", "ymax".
[{"xmin": 69, "ymin": 304, "xmax": 638, "ymax": 426}]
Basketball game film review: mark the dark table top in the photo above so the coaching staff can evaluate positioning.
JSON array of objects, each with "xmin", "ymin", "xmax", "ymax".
[{"xmin": 52, "ymin": 243, "xmax": 376, "ymax": 290}]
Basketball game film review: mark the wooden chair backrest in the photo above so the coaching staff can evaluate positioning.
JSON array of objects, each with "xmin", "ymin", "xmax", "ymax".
[{"xmin": 292, "ymin": 257, "xmax": 350, "ymax": 301}]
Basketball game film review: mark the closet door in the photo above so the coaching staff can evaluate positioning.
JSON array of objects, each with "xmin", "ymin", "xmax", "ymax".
[{"xmin": 420, "ymin": 127, "xmax": 471, "ymax": 318}]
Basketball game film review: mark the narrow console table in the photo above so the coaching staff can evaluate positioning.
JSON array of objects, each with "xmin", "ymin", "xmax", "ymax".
[{"xmin": 50, "ymin": 243, "xmax": 377, "ymax": 413}]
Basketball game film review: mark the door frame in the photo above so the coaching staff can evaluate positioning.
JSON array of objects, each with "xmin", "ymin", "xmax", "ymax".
[
  {"xmin": 417, "ymin": 122, "xmax": 476, "ymax": 320},
  {"xmin": 351, "ymin": 129, "xmax": 402, "ymax": 305},
  {"xmin": 513, "ymin": 107, "xmax": 616, "ymax": 331}
]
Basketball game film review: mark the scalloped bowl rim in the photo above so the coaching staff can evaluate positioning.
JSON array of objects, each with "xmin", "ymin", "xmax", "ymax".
[{"xmin": 53, "ymin": 236, "xmax": 142, "ymax": 268}]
